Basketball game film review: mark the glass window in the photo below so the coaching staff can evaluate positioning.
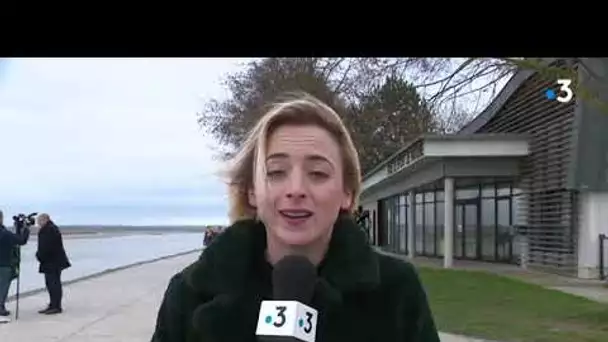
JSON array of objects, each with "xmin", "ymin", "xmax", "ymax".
[
  {"xmin": 386, "ymin": 201, "xmax": 392, "ymax": 248},
  {"xmin": 481, "ymin": 198, "xmax": 496, "ymax": 260},
  {"xmin": 415, "ymin": 203, "xmax": 424, "ymax": 254},
  {"xmin": 399, "ymin": 202, "xmax": 407, "ymax": 253},
  {"xmin": 392, "ymin": 199, "xmax": 400, "ymax": 251},
  {"xmin": 481, "ymin": 184, "xmax": 495, "ymax": 198},
  {"xmin": 425, "ymin": 191, "xmax": 435, "ymax": 203},
  {"xmin": 512, "ymin": 194, "xmax": 524, "ymax": 226},
  {"xmin": 463, "ymin": 204, "xmax": 478, "ymax": 259},
  {"xmin": 481, "ymin": 198, "xmax": 495, "ymax": 227},
  {"xmin": 424, "ymin": 203, "xmax": 435, "ymax": 255},
  {"xmin": 456, "ymin": 188, "xmax": 479, "ymax": 200},
  {"xmin": 384, "ymin": 200, "xmax": 393, "ymax": 226},
  {"xmin": 497, "ymin": 184, "xmax": 511, "ymax": 197},
  {"xmin": 436, "ymin": 203, "xmax": 444, "ymax": 256},
  {"xmin": 497, "ymin": 199, "xmax": 510, "ymax": 227},
  {"xmin": 496, "ymin": 198, "xmax": 511, "ymax": 260},
  {"xmin": 436, "ymin": 191, "xmax": 444, "ymax": 202}
]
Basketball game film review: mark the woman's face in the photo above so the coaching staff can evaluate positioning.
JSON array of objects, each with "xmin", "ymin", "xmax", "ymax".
[{"xmin": 250, "ymin": 124, "xmax": 352, "ymax": 248}]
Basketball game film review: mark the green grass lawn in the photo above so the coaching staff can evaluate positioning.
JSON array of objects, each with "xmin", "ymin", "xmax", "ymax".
[{"xmin": 418, "ymin": 267, "xmax": 608, "ymax": 342}]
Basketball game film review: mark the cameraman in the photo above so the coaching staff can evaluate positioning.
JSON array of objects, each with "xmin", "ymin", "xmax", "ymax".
[{"xmin": 0, "ymin": 210, "xmax": 30, "ymax": 317}]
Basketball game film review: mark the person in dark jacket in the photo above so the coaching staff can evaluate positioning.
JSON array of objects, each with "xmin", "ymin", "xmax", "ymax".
[
  {"xmin": 151, "ymin": 93, "xmax": 440, "ymax": 342},
  {"xmin": 203, "ymin": 227, "xmax": 223, "ymax": 247},
  {"xmin": 354, "ymin": 205, "xmax": 371, "ymax": 239},
  {"xmin": 36, "ymin": 213, "xmax": 71, "ymax": 315},
  {"xmin": 0, "ymin": 210, "xmax": 30, "ymax": 316},
  {"xmin": 203, "ymin": 227, "xmax": 215, "ymax": 246}
]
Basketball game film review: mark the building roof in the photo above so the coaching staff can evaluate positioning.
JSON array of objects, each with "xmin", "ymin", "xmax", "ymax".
[
  {"xmin": 362, "ymin": 58, "xmax": 560, "ymax": 181},
  {"xmin": 458, "ymin": 57, "xmax": 559, "ymax": 134}
]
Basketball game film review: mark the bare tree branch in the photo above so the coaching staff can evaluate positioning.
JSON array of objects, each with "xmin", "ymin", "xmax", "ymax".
[{"xmin": 197, "ymin": 57, "xmax": 608, "ymax": 168}]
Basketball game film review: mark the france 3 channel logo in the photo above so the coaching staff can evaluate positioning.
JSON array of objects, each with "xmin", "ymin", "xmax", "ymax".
[{"xmin": 545, "ymin": 79, "xmax": 574, "ymax": 103}]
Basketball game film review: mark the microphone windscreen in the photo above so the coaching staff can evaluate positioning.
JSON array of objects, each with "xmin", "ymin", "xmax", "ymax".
[{"xmin": 272, "ymin": 255, "xmax": 317, "ymax": 304}]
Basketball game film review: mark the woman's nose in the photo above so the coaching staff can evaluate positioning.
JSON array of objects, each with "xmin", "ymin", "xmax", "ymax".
[{"xmin": 285, "ymin": 172, "xmax": 306, "ymax": 199}]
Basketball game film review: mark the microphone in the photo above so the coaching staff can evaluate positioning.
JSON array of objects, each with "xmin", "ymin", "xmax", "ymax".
[{"xmin": 256, "ymin": 255, "xmax": 318, "ymax": 342}]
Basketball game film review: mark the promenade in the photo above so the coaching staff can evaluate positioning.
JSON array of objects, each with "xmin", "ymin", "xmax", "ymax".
[
  {"xmin": 9, "ymin": 232, "xmax": 203, "ymax": 298},
  {"xmin": 0, "ymin": 251, "xmax": 491, "ymax": 342}
]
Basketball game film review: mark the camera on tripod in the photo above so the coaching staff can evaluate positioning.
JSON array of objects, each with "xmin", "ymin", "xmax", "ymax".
[{"xmin": 12, "ymin": 212, "xmax": 37, "ymax": 233}]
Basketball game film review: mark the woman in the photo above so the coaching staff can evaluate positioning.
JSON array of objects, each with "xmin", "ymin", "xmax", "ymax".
[{"xmin": 151, "ymin": 92, "xmax": 440, "ymax": 341}]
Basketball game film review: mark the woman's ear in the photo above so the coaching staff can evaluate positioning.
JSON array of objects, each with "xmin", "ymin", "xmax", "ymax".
[
  {"xmin": 340, "ymin": 189, "xmax": 353, "ymax": 211},
  {"xmin": 248, "ymin": 188, "xmax": 257, "ymax": 208}
]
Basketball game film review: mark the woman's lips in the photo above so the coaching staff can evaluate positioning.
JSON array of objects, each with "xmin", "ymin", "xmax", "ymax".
[{"xmin": 279, "ymin": 209, "xmax": 313, "ymax": 226}]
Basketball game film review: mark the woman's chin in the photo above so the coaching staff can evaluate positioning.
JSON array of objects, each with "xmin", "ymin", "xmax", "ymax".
[{"xmin": 276, "ymin": 228, "xmax": 316, "ymax": 247}]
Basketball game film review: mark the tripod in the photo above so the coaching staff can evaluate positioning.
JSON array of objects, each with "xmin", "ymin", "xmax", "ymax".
[
  {"xmin": 14, "ymin": 246, "xmax": 21, "ymax": 320},
  {"xmin": 11, "ymin": 223, "xmax": 31, "ymax": 321}
]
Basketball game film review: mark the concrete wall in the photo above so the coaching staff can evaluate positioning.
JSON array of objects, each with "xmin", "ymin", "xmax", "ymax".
[
  {"xmin": 425, "ymin": 139, "xmax": 529, "ymax": 157},
  {"xmin": 577, "ymin": 191, "xmax": 608, "ymax": 278},
  {"xmin": 362, "ymin": 167, "xmax": 389, "ymax": 190},
  {"xmin": 569, "ymin": 58, "xmax": 608, "ymax": 191}
]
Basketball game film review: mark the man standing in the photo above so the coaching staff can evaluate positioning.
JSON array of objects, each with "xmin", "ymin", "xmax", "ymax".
[
  {"xmin": 0, "ymin": 210, "xmax": 30, "ymax": 317},
  {"xmin": 36, "ymin": 213, "xmax": 70, "ymax": 315},
  {"xmin": 354, "ymin": 206, "xmax": 371, "ymax": 243}
]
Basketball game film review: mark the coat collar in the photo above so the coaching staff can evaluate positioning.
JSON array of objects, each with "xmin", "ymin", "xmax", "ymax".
[
  {"xmin": 185, "ymin": 213, "xmax": 380, "ymax": 298},
  {"xmin": 185, "ymin": 214, "xmax": 381, "ymax": 340}
]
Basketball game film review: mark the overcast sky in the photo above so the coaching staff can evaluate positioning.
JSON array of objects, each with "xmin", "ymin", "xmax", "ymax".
[{"xmin": 0, "ymin": 58, "xmax": 254, "ymax": 226}]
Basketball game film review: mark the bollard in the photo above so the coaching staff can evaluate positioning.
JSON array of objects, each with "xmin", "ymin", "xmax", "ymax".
[{"xmin": 600, "ymin": 234, "xmax": 606, "ymax": 281}]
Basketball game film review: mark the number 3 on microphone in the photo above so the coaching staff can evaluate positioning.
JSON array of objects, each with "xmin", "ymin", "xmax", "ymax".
[
  {"xmin": 302, "ymin": 311, "xmax": 314, "ymax": 333},
  {"xmin": 256, "ymin": 301, "xmax": 318, "ymax": 341},
  {"xmin": 273, "ymin": 305, "xmax": 287, "ymax": 327},
  {"xmin": 272, "ymin": 306, "xmax": 314, "ymax": 333}
]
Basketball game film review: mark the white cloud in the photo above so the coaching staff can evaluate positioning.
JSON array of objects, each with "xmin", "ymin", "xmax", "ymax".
[{"xmin": 0, "ymin": 58, "xmax": 253, "ymax": 225}]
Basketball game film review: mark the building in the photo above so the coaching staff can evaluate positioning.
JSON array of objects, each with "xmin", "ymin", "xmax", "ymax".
[{"xmin": 359, "ymin": 58, "xmax": 608, "ymax": 279}]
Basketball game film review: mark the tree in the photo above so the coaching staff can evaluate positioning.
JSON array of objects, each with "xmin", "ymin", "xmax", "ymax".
[
  {"xmin": 198, "ymin": 57, "xmax": 608, "ymax": 176},
  {"xmin": 199, "ymin": 58, "xmax": 519, "ymax": 153},
  {"xmin": 347, "ymin": 75, "xmax": 438, "ymax": 173},
  {"xmin": 198, "ymin": 58, "xmax": 345, "ymax": 160},
  {"xmin": 343, "ymin": 58, "xmax": 517, "ymax": 132},
  {"xmin": 345, "ymin": 58, "xmax": 608, "ymax": 126},
  {"xmin": 197, "ymin": 59, "xmax": 440, "ymax": 175}
]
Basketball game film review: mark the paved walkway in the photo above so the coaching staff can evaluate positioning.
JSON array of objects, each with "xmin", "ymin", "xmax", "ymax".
[{"xmin": 0, "ymin": 251, "xmax": 491, "ymax": 341}]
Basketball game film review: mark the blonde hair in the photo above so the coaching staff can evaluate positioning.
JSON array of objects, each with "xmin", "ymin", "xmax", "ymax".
[{"xmin": 224, "ymin": 92, "xmax": 361, "ymax": 223}]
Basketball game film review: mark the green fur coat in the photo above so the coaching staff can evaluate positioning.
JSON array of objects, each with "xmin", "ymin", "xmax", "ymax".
[{"xmin": 151, "ymin": 214, "xmax": 440, "ymax": 342}]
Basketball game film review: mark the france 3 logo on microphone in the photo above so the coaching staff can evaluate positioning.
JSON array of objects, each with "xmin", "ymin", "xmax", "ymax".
[
  {"xmin": 545, "ymin": 79, "xmax": 574, "ymax": 103},
  {"xmin": 256, "ymin": 300, "xmax": 318, "ymax": 342}
]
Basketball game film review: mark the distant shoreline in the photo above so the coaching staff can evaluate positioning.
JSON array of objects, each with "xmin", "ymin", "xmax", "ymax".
[
  {"xmin": 23, "ymin": 225, "xmax": 209, "ymax": 239},
  {"xmin": 36, "ymin": 225, "xmax": 211, "ymax": 233},
  {"xmin": 60, "ymin": 230, "xmax": 202, "ymax": 240}
]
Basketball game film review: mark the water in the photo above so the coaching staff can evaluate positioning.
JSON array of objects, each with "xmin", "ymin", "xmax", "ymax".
[{"xmin": 7, "ymin": 232, "xmax": 203, "ymax": 297}]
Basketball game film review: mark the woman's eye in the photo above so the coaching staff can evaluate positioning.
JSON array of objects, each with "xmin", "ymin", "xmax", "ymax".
[
  {"xmin": 266, "ymin": 170, "xmax": 285, "ymax": 178},
  {"xmin": 310, "ymin": 171, "xmax": 329, "ymax": 179}
]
